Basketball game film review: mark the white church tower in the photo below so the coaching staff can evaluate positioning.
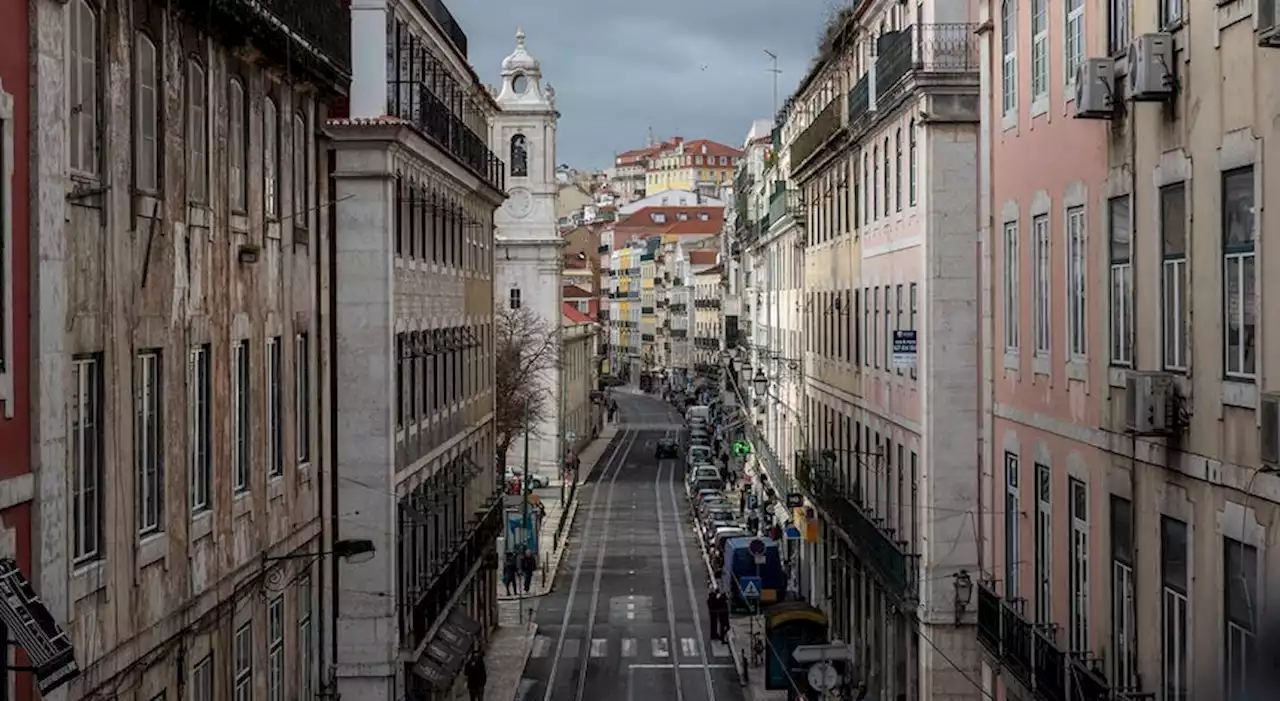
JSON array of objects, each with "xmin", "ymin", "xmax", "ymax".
[{"xmin": 494, "ymin": 28, "xmax": 565, "ymax": 480}]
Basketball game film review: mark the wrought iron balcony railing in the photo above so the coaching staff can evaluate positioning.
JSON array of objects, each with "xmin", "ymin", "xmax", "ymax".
[
  {"xmin": 977, "ymin": 582, "xmax": 1113, "ymax": 701},
  {"xmin": 876, "ymin": 23, "xmax": 979, "ymax": 110},
  {"xmin": 847, "ymin": 73, "xmax": 872, "ymax": 130},
  {"xmin": 795, "ymin": 453, "xmax": 917, "ymax": 601},
  {"xmin": 419, "ymin": 0, "xmax": 468, "ymax": 57},
  {"xmin": 409, "ymin": 495, "xmax": 502, "ymax": 647},
  {"xmin": 669, "ymin": 303, "xmax": 687, "ymax": 313},
  {"xmin": 790, "ymin": 97, "xmax": 843, "ymax": 169},
  {"xmin": 179, "ymin": 0, "xmax": 350, "ymax": 88},
  {"xmin": 642, "ymin": 306, "xmax": 655, "ymax": 314},
  {"xmin": 672, "ymin": 329, "xmax": 688, "ymax": 339},
  {"xmin": 642, "ymin": 334, "xmax": 655, "ymax": 342},
  {"xmin": 769, "ymin": 184, "xmax": 805, "ymax": 224},
  {"xmin": 694, "ymin": 299, "xmax": 722, "ymax": 309},
  {"xmin": 388, "ymin": 75, "xmax": 505, "ymax": 191}
]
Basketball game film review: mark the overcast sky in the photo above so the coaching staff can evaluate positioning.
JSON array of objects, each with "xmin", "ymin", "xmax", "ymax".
[{"xmin": 450, "ymin": 1, "xmax": 839, "ymax": 170}]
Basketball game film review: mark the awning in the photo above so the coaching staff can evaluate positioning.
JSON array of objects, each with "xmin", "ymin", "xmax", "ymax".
[{"xmin": 411, "ymin": 608, "xmax": 483, "ymax": 690}]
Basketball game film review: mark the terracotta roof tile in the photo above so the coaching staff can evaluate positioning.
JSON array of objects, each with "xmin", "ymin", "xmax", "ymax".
[
  {"xmin": 562, "ymin": 303, "xmax": 594, "ymax": 324},
  {"xmin": 688, "ymin": 250, "xmax": 718, "ymax": 266},
  {"xmin": 563, "ymin": 285, "xmax": 593, "ymax": 299}
]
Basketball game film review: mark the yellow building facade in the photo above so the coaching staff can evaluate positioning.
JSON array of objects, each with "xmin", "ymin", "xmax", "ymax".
[{"xmin": 645, "ymin": 138, "xmax": 744, "ymax": 195}]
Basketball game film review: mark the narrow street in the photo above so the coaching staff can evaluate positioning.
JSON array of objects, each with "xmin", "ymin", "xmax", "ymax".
[{"xmin": 520, "ymin": 393, "xmax": 744, "ymax": 701}]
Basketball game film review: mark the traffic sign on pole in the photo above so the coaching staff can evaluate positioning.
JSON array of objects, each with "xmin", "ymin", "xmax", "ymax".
[{"xmin": 740, "ymin": 576, "xmax": 762, "ymax": 600}]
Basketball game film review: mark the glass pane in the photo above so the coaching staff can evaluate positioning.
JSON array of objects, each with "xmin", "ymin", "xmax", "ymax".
[
  {"xmin": 1109, "ymin": 195, "xmax": 1131, "ymax": 261},
  {"xmin": 1223, "ymin": 168, "xmax": 1255, "ymax": 249},
  {"xmin": 1161, "ymin": 516, "xmax": 1188, "ymax": 589}
]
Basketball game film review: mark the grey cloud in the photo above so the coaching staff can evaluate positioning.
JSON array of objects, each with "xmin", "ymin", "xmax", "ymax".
[{"xmin": 449, "ymin": 0, "xmax": 836, "ymax": 168}]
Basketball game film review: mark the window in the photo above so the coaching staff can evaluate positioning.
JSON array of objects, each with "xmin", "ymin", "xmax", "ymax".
[
  {"xmin": 510, "ymin": 134, "xmax": 529, "ymax": 177},
  {"xmin": 228, "ymin": 79, "xmax": 247, "ymax": 211},
  {"xmin": 862, "ymin": 153, "xmax": 870, "ymax": 224},
  {"xmin": 1033, "ymin": 464, "xmax": 1051, "ymax": 624},
  {"xmin": 872, "ymin": 145, "xmax": 879, "ymax": 218},
  {"xmin": 1223, "ymin": 167, "xmax": 1255, "ymax": 379},
  {"xmin": 1004, "ymin": 452, "xmax": 1020, "ymax": 600},
  {"xmin": 1108, "ymin": 0, "xmax": 1131, "ymax": 56},
  {"xmin": 298, "ymin": 576, "xmax": 313, "ymax": 700},
  {"xmin": 1162, "ymin": 183, "xmax": 1188, "ymax": 370},
  {"xmin": 1001, "ymin": 0, "xmax": 1017, "ymax": 116},
  {"xmin": 1065, "ymin": 0, "xmax": 1084, "ymax": 86},
  {"xmin": 1068, "ymin": 478, "xmax": 1089, "ymax": 654},
  {"xmin": 135, "ymin": 350, "xmax": 163, "ymax": 536},
  {"xmin": 234, "ymin": 622, "xmax": 252, "ymax": 701},
  {"xmin": 863, "ymin": 288, "xmax": 870, "ymax": 367},
  {"xmin": 1224, "ymin": 537, "xmax": 1257, "ymax": 700},
  {"xmin": 267, "ymin": 336, "xmax": 282, "ymax": 477},
  {"xmin": 293, "ymin": 113, "xmax": 308, "ymax": 227},
  {"xmin": 134, "ymin": 33, "xmax": 160, "ymax": 192},
  {"xmin": 1111, "ymin": 497, "xmax": 1136, "ymax": 690},
  {"xmin": 894, "ymin": 285, "xmax": 903, "ymax": 374},
  {"xmin": 1109, "ymin": 196, "xmax": 1132, "ymax": 365},
  {"xmin": 1160, "ymin": 0, "xmax": 1184, "ymax": 28},
  {"xmin": 232, "ymin": 341, "xmax": 250, "ymax": 494},
  {"xmin": 1161, "ymin": 517, "xmax": 1189, "ymax": 701},
  {"xmin": 72, "ymin": 355, "xmax": 103, "ymax": 563},
  {"xmin": 882, "ymin": 138, "xmax": 890, "ymax": 218},
  {"xmin": 295, "ymin": 333, "xmax": 310, "ymax": 464},
  {"xmin": 909, "ymin": 283, "xmax": 917, "ymax": 379},
  {"xmin": 188, "ymin": 344, "xmax": 211, "ymax": 513},
  {"xmin": 1003, "ymin": 221, "xmax": 1020, "ymax": 351},
  {"xmin": 1067, "ymin": 206, "xmax": 1087, "ymax": 357},
  {"xmin": 907, "ymin": 121, "xmax": 917, "ymax": 206},
  {"xmin": 69, "ymin": 0, "xmax": 100, "ymax": 176},
  {"xmin": 396, "ymin": 333, "xmax": 405, "ymax": 426},
  {"xmin": 1031, "ymin": 0, "xmax": 1048, "ymax": 100},
  {"xmin": 1032, "ymin": 215, "xmax": 1050, "ymax": 355},
  {"xmin": 263, "ymin": 97, "xmax": 279, "ymax": 217},
  {"xmin": 268, "ymin": 596, "xmax": 285, "ymax": 701},
  {"xmin": 894, "ymin": 129, "xmax": 902, "ymax": 212},
  {"xmin": 186, "ymin": 60, "xmax": 208, "ymax": 202},
  {"xmin": 192, "ymin": 655, "xmax": 214, "ymax": 701},
  {"xmin": 509, "ymin": 287, "xmax": 522, "ymax": 310},
  {"xmin": 883, "ymin": 285, "xmax": 891, "ymax": 365}
]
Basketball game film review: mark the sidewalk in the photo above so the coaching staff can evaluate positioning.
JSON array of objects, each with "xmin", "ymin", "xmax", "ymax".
[
  {"xmin": 481, "ymin": 601, "xmax": 538, "ymax": 701},
  {"xmin": 726, "ymin": 615, "xmax": 787, "ymax": 701}
]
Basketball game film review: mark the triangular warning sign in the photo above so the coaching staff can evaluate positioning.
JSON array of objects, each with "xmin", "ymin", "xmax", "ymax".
[{"xmin": 742, "ymin": 581, "xmax": 760, "ymax": 598}]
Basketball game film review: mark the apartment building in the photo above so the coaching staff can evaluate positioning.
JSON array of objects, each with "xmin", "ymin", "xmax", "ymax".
[
  {"xmin": 26, "ymin": 0, "xmax": 346, "ymax": 695},
  {"xmin": 606, "ymin": 240, "xmax": 643, "ymax": 382},
  {"xmin": 561, "ymin": 306, "xmax": 601, "ymax": 461},
  {"xmin": 692, "ymin": 259, "xmax": 724, "ymax": 381},
  {"xmin": 646, "ymin": 138, "xmax": 745, "ymax": 198},
  {"xmin": 329, "ymin": 0, "xmax": 507, "ymax": 698},
  {"xmin": 979, "ymin": 0, "xmax": 1280, "ymax": 699}
]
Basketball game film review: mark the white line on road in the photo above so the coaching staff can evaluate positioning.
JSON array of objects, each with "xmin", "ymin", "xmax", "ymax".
[
  {"xmin": 627, "ymin": 664, "xmax": 738, "ymax": 670},
  {"xmin": 653, "ymin": 637, "xmax": 669, "ymax": 658},
  {"xmin": 667, "ymin": 454, "xmax": 718, "ymax": 699},
  {"xmin": 591, "ymin": 638, "xmax": 608, "ymax": 658},
  {"xmin": 680, "ymin": 638, "xmax": 698, "ymax": 658},
  {"xmin": 621, "ymin": 638, "xmax": 637, "ymax": 657},
  {"xmin": 654, "ymin": 459, "xmax": 685, "ymax": 701},
  {"xmin": 531, "ymin": 636, "xmax": 550, "ymax": 659},
  {"xmin": 543, "ymin": 430, "xmax": 636, "ymax": 701}
]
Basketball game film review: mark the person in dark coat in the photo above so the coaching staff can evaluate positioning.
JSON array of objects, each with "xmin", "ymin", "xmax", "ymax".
[
  {"xmin": 706, "ymin": 586, "xmax": 722, "ymax": 640},
  {"xmin": 502, "ymin": 552, "xmax": 518, "ymax": 596},
  {"xmin": 521, "ymin": 550, "xmax": 537, "ymax": 592},
  {"xmin": 714, "ymin": 590, "xmax": 731, "ymax": 643},
  {"xmin": 464, "ymin": 651, "xmax": 488, "ymax": 701}
]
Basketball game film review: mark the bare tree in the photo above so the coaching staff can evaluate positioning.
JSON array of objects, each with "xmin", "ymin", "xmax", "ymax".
[{"xmin": 494, "ymin": 304, "xmax": 561, "ymax": 472}]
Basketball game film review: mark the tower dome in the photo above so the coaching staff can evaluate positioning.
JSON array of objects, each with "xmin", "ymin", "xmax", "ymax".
[{"xmin": 501, "ymin": 27, "xmax": 540, "ymax": 76}]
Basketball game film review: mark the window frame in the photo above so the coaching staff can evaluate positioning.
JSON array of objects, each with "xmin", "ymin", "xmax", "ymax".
[
  {"xmin": 907, "ymin": 120, "xmax": 917, "ymax": 206},
  {"xmin": 192, "ymin": 654, "xmax": 214, "ymax": 701},
  {"xmin": 1161, "ymin": 516, "xmax": 1189, "ymax": 701},
  {"xmin": 1161, "ymin": 182, "xmax": 1188, "ymax": 371},
  {"xmin": 1110, "ymin": 496, "xmax": 1136, "ymax": 689},
  {"xmin": 268, "ymin": 595, "xmax": 285, "ymax": 701},
  {"xmin": 186, "ymin": 58, "xmax": 209, "ymax": 203},
  {"xmin": 1031, "ymin": 0, "xmax": 1048, "ymax": 100},
  {"xmin": 188, "ymin": 344, "xmax": 212, "ymax": 514},
  {"xmin": 295, "ymin": 333, "xmax": 311, "ymax": 465},
  {"xmin": 1065, "ymin": 0, "xmax": 1085, "ymax": 87},
  {"xmin": 1003, "ymin": 452, "xmax": 1020, "ymax": 600},
  {"xmin": 72, "ymin": 354, "xmax": 103, "ymax": 564},
  {"xmin": 233, "ymin": 622, "xmax": 253, "ymax": 701},
  {"xmin": 1222, "ymin": 166, "xmax": 1256, "ymax": 380},
  {"xmin": 1224, "ymin": 536, "xmax": 1257, "ymax": 700},
  {"xmin": 1159, "ymin": 0, "xmax": 1185, "ymax": 29},
  {"xmin": 267, "ymin": 336, "xmax": 283, "ymax": 477},
  {"xmin": 263, "ymin": 96, "xmax": 280, "ymax": 219},
  {"xmin": 232, "ymin": 340, "xmax": 250, "ymax": 494},
  {"xmin": 1032, "ymin": 214, "xmax": 1051, "ymax": 355},
  {"xmin": 1068, "ymin": 478, "xmax": 1090, "ymax": 654},
  {"xmin": 1066, "ymin": 206, "xmax": 1087, "ymax": 358},
  {"xmin": 1001, "ymin": 0, "xmax": 1017, "ymax": 117},
  {"xmin": 68, "ymin": 0, "xmax": 101, "ymax": 178},
  {"xmin": 135, "ymin": 349, "xmax": 164, "ymax": 536},
  {"xmin": 1108, "ymin": 0, "xmax": 1131, "ymax": 57},
  {"xmin": 133, "ymin": 31, "xmax": 161, "ymax": 193},
  {"xmin": 1033, "ymin": 463, "xmax": 1051, "ymax": 624},
  {"xmin": 1003, "ymin": 220, "xmax": 1020, "ymax": 352},
  {"xmin": 894, "ymin": 129, "xmax": 902, "ymax": 212},
  {"xmin": 1108, "ymin": 195, "xmax": 1132, "ymax": 366},
  {"xmin": 298, "ymin": 576, "xmax": 313, "ymax": 699},
  {"xmin": 228, "ymin": 77, "xmax": 248, "ymax": 212},
  {"xmin": 292, "ymin": 111, "xmax": 309, "ymax": 230}
]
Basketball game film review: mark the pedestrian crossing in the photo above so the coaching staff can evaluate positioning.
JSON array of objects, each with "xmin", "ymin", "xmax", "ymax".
[{"xmin": 530, "ymin": 635, "xmax": 732, "ymax": 661}]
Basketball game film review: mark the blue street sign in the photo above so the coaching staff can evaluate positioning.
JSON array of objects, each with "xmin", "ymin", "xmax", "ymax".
[
  {"xmin": 784, "ymin": 526, "xmax": 802, "ymax": 540},
  {"xmin": 740, "ymin": 576, "xmax": 762, "ymax": 600},
  {"xmin": 747, "ymin": 494, "xmax": 759, "ymax": 510}
]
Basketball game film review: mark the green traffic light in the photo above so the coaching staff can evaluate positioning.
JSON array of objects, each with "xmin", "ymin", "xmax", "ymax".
[{"xmin": 732, "ymin": 440, "xmax": 753, "ymax": 457}]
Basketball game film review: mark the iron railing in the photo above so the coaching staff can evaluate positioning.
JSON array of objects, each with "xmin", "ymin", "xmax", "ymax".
[
  {"xmin": 769, "ymin": 184, "xmax": 804, "ymax": 224},
  {"xmin": 847, "ymin": 73, "xmax": 872, "ymax": 128},
  {"xmin": 876, "ymin": 23, "xmax": 980, "ymax": 107},
  {"xmin": 178, "ymin": 0, "xmax": 350, "ymax": 88},
  {"xmin": 419, "ymin": 0, "xmax": 468, "ymax": 57},
  {"xmin": 408, "ymin": 496, "xmax": 503, "ymax": 648},
  {"xmin": 387, "ymin": 26, "xmax": 505, "ymax": 191},
  {"xmin": 790, "ymin": 97, "xmax": 843, "ymax": 168},
  {"xmin": 977, "ymin": 582, "xmax": 1114, "ymax": 701}
]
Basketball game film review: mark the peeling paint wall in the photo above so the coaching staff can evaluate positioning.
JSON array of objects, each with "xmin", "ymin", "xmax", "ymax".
[{"xmin": 32, "ymin": 0, "xmax": 337, "ymax": 698}]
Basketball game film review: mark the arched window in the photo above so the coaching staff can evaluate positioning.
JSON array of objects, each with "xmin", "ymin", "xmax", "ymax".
[
  {"xmin": 187, "ymin": 60, "xmax": 208, "ymax": 202},
  {"xmin": 908, "ymin": 119, "xmax": 917, "ymax": 206},
  {"xmin": 510, "ymin": 134, "xmax": 529, "ymax": 177},
  {"xmin": 69, "ymin": 0, "xmax": 100, "ymax": 176},
  {"xmin": 228, "ymin": 78, "xmax": 247, "ymax": 211},
  {"xmin": 134, "ymin": 32, "xmax": 160, "ymax": 191},
  {"xmin": 263, "ymin": 97, "xmax": 279, "ymax": 217},
  {"xmin": 871, "ymin": 145, "xmax": 878, "ymax": 219},
  {"xmin": 293, "ymin": 112, "xmax": 308, "ymax": 226},
  {"xmin": 894, "ymin": 128, "xmax": 902, "ymax": 212},
  {"xmin": 882, "ymin": 137, "xmax": 890, "ymax": 217}
]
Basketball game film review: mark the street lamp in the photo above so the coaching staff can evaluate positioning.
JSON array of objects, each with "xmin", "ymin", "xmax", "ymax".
[
  {"xmin": 953, "ymin": 569, "xmax": 974, "ymax": 627},
  {"xmin": 263, "ymin": 538, "xmax": 377, "ymax": 592},
  {"xmin": 752, "ymin": 368, "xmax": 768, "ymax": 396}
]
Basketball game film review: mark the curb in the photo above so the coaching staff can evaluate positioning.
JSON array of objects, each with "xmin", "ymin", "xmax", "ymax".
[
  {"xmin": 497, "ymin": 498, "xmax": 581, "ymax": 601},
  {"xmin": 690, "ymin": 496, "xmax": 748, "ymax": 688},
  {"xmin": 487, "ymin": 621, "xmax": 538, "ymax": 701}
]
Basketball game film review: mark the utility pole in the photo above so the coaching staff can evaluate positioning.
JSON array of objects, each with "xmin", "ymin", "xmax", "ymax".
[
  {"xmin": 519, "ymin": 395, "xmax": 531, "ymax": 620},
  {"xmin": 763, "ymin": 49, "xmax": 781, "ymax": 117}
]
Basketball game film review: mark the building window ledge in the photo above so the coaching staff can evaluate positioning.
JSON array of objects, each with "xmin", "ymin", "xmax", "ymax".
[
  {"xmin": 137, "ymin": 532, "xmax": 168, "ymax": 570},
  {"xmin": 269, "ymin": 476, "xmax": 285, "ymax": 501},
  {"xmin": 191, "ymin": 509, "xmax": 214, "ymax": 542},
  {"xmin": 233, "ymin": 490, "xmax": 253, "ymax": 519},
  {"xmin": 1222, "ymin": 379, "xmax": 1257, "ymax": 409},
  {"xmin": 70, "ymin": 559, "xmax": 106, "ymax": 603},
  {"xmin": 1032, "ymin": 354, "xmax": 1050, "ymax": 377},
  {"xmin": 1066, "ymin": 359, "xmax": 1088, "ymax": 382},
  {"xmin": 1003, "ymin": 350, "xmax": 1019, "ymax": 371},
  {"xmin": 1107, "ymin": 366, "xmax": 1126, "ymax": 389}
]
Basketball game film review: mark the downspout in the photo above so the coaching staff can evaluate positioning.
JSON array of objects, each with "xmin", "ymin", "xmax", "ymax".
[
  {"xmin": 325, "ymin": 146, "xmax": 340, "ymax": 677},
  {"xmin": 974, "ymin": 12, "xmax": 996, "ymax": 576},
  {"xmin": 1125, "ymin": 75, "xmax": 1142, "ymax": 692}
]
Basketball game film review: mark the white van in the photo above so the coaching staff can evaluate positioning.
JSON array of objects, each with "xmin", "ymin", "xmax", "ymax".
[{"xmin": 686, "ymin": 405, "xmax": 711, "ymax": 423}]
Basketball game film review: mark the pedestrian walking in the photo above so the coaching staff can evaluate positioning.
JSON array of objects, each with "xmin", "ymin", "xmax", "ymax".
[
  {"xmin": 464, "ymin": 650, "xmax": 488, "ymax": 701},
  {"xmin": 714, "ymin": 590, "xmax": 731, "ymax": 643},
  {"xmin": 502, "ymin": 552, "xmax": 518, "ymax": 596},
  {"xmin": 738, "ymin": 490, "xmax": 747, "ymax": 516},
  {"xmin": 706, "ymin": 586, "xmax": 722, "ymax": 640},
  {"xmin": 521, "ymin": 550, "xmax": 537, "ymax": 593}
]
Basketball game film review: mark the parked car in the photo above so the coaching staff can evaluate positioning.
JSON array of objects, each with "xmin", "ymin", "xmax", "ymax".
[
  {"xmin": 655, "ymin": 438, "xmax": 681, "ymax": 459},
  {"xmin": 686, "ymin": 445, "xmax": 713, "ymax": 465},
  {"xmin": 505, "ymin": 468, "xmax": 548, "ymax": 490}
]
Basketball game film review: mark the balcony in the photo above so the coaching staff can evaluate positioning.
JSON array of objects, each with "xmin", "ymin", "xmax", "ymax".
[
  {"xmin": 875, "ymin": 23, "xmax": 979, "ymax": 112},
  {"xmin": 409, "ymin": 495, "xmax": 503, "ymax": 646},
  {"xmin": 669, "ymin": 303, "xmax": 687, "ymax": 313},
  {"xmin": 180, "ymin": 0, "xmax": 350, "ymax": 88},
  {"xmin": 672, "ymin": 329, "xmax": 687, "ymax": 339},
  {"xmin": 977, "ymin": 583, "xmax": 1113, "ymax": 701},
  {"xmin": 795, "ymin": 454, "xmax": 917, "ymax": 601},
  {"xmin": 790, "ymin": 97, "xmax": 843, "ymax": 169},
  {"xmin": 694, "ymin": 299, "xmax": 721, "ymax": 310},
  {"xmin": 672, "ymin": 277, "xmax": 683, "ymax": 286},
  {"xmin": 598, "ymin": 244, "xmax": 610, "ymax": 253},
  {"xmin": 387, "ymin": 33, "xmax": 505, "ymax": 192},
  {"xmin": 847, "ymin": 72, "xmax": 872, "ymax": 130},
  {"xmin": 642, "ymin": 334, "xmax": 655, "ymax": 342},
  {"xmin": 769, "ymin": 184, "xmax": 805, "ymax": 225},
  {"xmin": 642, "ymin": 306, "xmax": 655, "ymax": 314}
]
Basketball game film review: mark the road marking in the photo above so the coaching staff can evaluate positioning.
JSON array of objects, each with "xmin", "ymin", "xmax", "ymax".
[
  {"xmin": 562, "ymin": 638, "xmax": 580, "ymax": 658},
  {"xmin": 653, "ymin": 459, "xmax": 684, "ymax": 699},
  {"xmin": 653, "ymin": 637, "xmax": 669, "ymax": 658},
  {"xmin": 710, "ymin": 640, "xmax": 731, "ymax": 658},
  {"xmin": 626, "ymin": 599, "xmax": 636, "ymax": 620},
  {"xmin": 666, "ymin": 449, "xmax": 718, "ymax": 699},
  {"xmin": 621, "ymin": 638, "xmax": 637, "ymax": 657},
  {"xmin": 591, "ymin": 638, "xmax": 608, "ymax": 658},
  {"xmin": 680, "ymin": 638, "xmax": 699, "ymax": 658},
  {"xmin": 628, "ymin": 664, "xmax": 738, "ymax": 670},
  {"xmin": 531, "ymin": 636, "xmax": 551, "ymax": 658}
]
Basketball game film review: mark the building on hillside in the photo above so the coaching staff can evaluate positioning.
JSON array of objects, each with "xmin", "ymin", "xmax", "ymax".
[
  {"xmin": 491, "ymin": 29, "xmax": 565, "ymax": 482},
  {"xmin": 612, "ymin": 141, "xmax": 670, "ymax": 200},
  {"xmin": 561, "ymin": 304, "xmax": 601, "ymax": 462},
  {"xmin": 606, "ymin": 240, "xmax": 644, "ymax": 382},
  {"xmin": 639, "ymin": 238, "xmax": 661, "ymax": 387},
  {"xmin": 327, "ymin": 0, "xmax": 507, "ymax": 697},
  {"xmin": 666, "ymin": 245, "xmax": 694, "ymax": 387},
  {"xmin": 979, "ymin": 1, "xmax": 1280, "ymax": 699},
  {"xmin": 556, "ymin": 181, "xmax": 593, "ymax": 227},
  {"xmin": 28, "ymin": 0, "xmax": 349, "ymax": 694},
  {"xmin": 0, "ymin": 0, "xmax": 36, "ymax": 698},
  {"xmin": 692, "ymin": 262, "xmax": 724, "ymax": 384},
  {"xmin": 618, "ymin": 188, "xmax": 724, "ymax": 214},
  {"xmin": 646, "ymin": 138, "xmax": 744, "ymax": 198}
]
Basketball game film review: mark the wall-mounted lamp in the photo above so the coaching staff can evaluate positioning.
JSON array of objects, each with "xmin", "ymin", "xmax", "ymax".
[
  {"xmin": 952, "ymin": 569, "xmax": 973, "ymax": 627},
  {"xmin": 237, "ymin": 243, "xmax": 262, "ymax": 265}
]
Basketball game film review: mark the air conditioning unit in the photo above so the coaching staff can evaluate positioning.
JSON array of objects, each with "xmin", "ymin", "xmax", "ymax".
[
  {"xmin": 1262, "ymin": 393, "xmax": 1280, "ymax": 469},
  {"xmin": 1074, "ymin": 58, "xmax": 1116, "ymax": 119},
  {"xmin": 1125, "ymin": 370, "xmax": 1176, "ymax": 434},
  {"xmin": 1129, "ymin": 33, "xmax": 1175, "ymax": 101}
]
